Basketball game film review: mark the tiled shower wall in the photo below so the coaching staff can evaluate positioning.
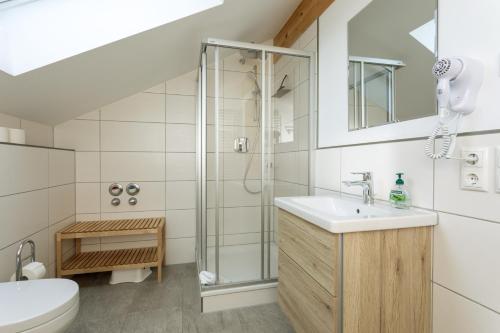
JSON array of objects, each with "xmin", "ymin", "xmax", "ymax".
[
  {"xmin": 0, "ymin": 144, "xmax": 75, "ymax": 281},
  {"xmin": 272, "ymin": 22, "xmax": 317, "ymax": 241}
]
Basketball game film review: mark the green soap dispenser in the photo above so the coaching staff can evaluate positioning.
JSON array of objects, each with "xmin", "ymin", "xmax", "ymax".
[{"xmin": 389, "ymin": 173, "xmax": 411, "ymax": 209}]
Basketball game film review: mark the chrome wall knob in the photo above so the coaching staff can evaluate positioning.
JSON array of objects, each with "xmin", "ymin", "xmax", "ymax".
[
  {"xmin": 109, "ymin": 183, "xmax": 123, "ymax": 196},
  {"xmin": 126, "ymin": 183, "xmax": 140, "ymax": 196},
  {"xmin": 111, "ymin": 198, "xmax": 121, "ymax": 206},
  {"xmin": 128, "ymin": 197, "xmax": 138, "ymax": 205}
]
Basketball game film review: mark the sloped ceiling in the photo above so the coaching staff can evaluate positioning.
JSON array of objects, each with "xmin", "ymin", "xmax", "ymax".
[{"xmin": 0, "ymin": 0, "xmax": 300, "ymax": 125}]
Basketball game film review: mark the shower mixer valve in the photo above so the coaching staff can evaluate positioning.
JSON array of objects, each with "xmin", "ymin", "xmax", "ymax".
[{"xmin": 234, "ymin": 137, "xmax": 249, "ymax": 153}]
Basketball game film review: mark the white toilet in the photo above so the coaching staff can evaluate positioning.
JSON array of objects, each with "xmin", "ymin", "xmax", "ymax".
[{"xmin": 0, "ymin": 279, "xmax": 79, "ymax": 333}]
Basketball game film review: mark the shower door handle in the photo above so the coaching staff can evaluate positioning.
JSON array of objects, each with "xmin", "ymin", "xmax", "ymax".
[{"xmin": 234, "ymin": 137, "xmax": 249, "ymax": 153}]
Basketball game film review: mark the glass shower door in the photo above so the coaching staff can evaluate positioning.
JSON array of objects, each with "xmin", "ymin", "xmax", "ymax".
[{"xmin": 196, "ymin": 40, "xmax": 311, "ymax": 288}]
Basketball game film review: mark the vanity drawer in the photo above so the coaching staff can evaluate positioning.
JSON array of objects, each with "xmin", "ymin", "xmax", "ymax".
[
  {"xmin": 278, "ymin": 250, "xmax": 338, "ymax": 333},
  {"xmin": 278, "ymin": 209, "xmax": 338, "ymax": 296}
]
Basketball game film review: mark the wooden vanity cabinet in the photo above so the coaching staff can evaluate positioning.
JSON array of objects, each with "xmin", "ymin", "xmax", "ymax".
[{"xmin": 277, "ymin": 209, "xmax": 432, "ymax": 333}]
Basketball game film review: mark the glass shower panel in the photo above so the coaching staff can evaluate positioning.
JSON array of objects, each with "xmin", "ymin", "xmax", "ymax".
[
  {"xmin": 348, "ymin": 61, "xmax": 362, "ymax": 130},
  {"xmin": 269, "ymin": 52, "xmax": 310, "ymax": 279},
  {"xmin": 205, "ymin": 45, "xmax": 267, "ymax": 284},
  {"xmin": 197, "ymin": 40, "xmax": 311, "ymax": 289},
  {"xmin": 364, "ymin": 63, "xmax": 392, "ymax": 128}
]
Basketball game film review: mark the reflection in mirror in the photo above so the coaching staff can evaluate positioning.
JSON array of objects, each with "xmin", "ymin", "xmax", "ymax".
[
  {"xmin": 272, "ymin": 55, "xmax": 310, "ymax": 144},
  {"xmin": 348, "ymin": 0, "xmax": 437, "ymax": 131}
]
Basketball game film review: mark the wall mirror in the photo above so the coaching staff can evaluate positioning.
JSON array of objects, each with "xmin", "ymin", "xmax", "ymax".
[{"xmin": 348, "ymin": 0, "xmax": 438, "ymax": 131}]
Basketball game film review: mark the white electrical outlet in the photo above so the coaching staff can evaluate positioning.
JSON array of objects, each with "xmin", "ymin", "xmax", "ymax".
[
  {"xmin": 496, "ymin": 147, "xmax": 500, "ymax": 193},
  {"xmin": 461, "ymin": 147, "xmax": 489, "ymax": 192}
]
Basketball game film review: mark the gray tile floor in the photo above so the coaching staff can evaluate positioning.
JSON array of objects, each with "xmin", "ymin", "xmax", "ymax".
[{"xmin": 67, "ymin": 264, "xmax": 293, "ymax": 333}]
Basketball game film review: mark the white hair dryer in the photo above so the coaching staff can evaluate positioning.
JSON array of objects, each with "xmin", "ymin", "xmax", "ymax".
[{"xmin": 425, "ymin": 57, "xmax": 484, "ymax": 159}]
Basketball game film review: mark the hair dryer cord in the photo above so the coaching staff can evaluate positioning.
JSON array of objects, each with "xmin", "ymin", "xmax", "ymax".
[{"xmin": 424, "ymin": 113, "xmax": 462, "ymax": 160}]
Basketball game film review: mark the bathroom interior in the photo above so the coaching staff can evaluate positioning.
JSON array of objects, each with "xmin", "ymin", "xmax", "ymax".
[{"xmin": 0, "ymin": 0, "xmax": 499, "ymax": 332}]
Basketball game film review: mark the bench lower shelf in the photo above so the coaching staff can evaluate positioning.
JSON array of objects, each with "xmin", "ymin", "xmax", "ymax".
[{"xmin": 61, "ymin": 247, "xmax": 159, "ymax": 276}]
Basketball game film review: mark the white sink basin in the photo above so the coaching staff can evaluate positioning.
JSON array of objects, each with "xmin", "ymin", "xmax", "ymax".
[{"xmin": 274, "ymin": 195, "xmax": 437, "ymax": 233}]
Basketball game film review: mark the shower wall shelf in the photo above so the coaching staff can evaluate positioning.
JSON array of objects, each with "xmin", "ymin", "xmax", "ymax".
[{"xmin": 55, "ymin": 217, "xmax": 165, "ymax": 282}]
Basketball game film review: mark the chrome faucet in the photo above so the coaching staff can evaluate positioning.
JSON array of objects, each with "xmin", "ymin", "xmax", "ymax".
[
  {"xmin": 343, "ymin": 172, "xmax": 375, "ymax": 205},
  {"xmin": 15, "ymin": 240, "xmax": 36, "ymax": 281}
]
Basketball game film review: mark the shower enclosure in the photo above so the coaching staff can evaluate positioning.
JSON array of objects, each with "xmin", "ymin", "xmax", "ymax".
[{"xmin": 196, "ymin": 38, "xmax": 314, "ymax": 290}]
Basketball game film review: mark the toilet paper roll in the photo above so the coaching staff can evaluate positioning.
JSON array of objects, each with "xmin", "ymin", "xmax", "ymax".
[
  {"xmin": 8, "ymin": 128, "xmax": 25, "ymax": 144},
  {"xmin": 10, "ymin": 262, "xmax": 47, "ymax": 281},
  {"xmin": 0, "ymin": 127, "xmax": 8, "ymax": 142}
]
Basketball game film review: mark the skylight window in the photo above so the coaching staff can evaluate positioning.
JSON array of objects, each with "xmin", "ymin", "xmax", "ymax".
[
  {"xmin": 0, "ymin": 0, "xmax": 223, "ymax": 76},
  {"xmin": 409, "ymin": 18, "xmax": 436, "ymax": 54}
]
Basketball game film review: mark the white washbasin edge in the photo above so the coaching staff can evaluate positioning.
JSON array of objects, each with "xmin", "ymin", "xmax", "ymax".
[{"xmin": 274, "ymin": 196, "xmax": 438, "ymax": 234}]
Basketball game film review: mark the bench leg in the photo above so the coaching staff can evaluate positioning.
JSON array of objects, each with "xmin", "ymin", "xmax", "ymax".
[
  {"xmin": 75, "ymin": 239, "xmax": 81, "ymax": 255},
  {"xmin": 56, "ymin": 234, "xmax": 62, "ymax": 278},
  {"xmin": 157, "ymin": 224, "xmax": 164, "ymax": 282}
]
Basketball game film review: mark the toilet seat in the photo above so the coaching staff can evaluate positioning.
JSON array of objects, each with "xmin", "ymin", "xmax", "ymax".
[{"xmin": 0, "ymin": 279, "xmax": 79, "ymax": 333}]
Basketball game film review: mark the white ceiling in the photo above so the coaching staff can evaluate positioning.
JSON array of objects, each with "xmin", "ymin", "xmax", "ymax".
[{"xmin": 0, "ymin": 0, "xmax": 300, "ymax": 125}]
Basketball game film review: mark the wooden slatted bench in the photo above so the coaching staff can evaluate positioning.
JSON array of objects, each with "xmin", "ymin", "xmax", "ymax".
[{"xmin": 56, "ymin": 217, "xmax": 165, "ymax": 282}]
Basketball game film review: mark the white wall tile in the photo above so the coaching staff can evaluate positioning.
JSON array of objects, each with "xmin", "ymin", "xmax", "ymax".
[
  {"xmin": 340, "ymin": 140, "xmax": 434, "ymax": 208},
  {"xmin": 101, "ymin": 152, "xmax": 165, "ymax": 182},
  {"xmin": 223, "ymin": 98, "xmax": 258, "ymax": 127},
  {"xmin": 100, "ymin": 210, "xmax": 165, "ymax": 221},
  {"xmin": 0, "ymin": 112, "xmax": 21, "ymax": 128},
  {"xmin": 54, "ymin": 120, "xmax": 99, "ymax": 151},
  {"xmin": 166, "ymin": 95, "xmax": 195, "ymax": 124},
  {"xmin": 315, "ymin": 148, "xmax": 341, "ymax": 191},
  {"xmin": 224, "ymin": 206, "xmax": 260, "ymax": 234},
  {"xmin": 49, "ymin": 184, "xmax": 75, "ymax": 225},
  {"xmin": 0, "ymin": 189, "xmax": 48, "ymax": 249},
  {"xmin": 165, "ymin": 181, "xmax": 196, "ymax": 210},
  {"xmin": 224, "ymin": 233, "xmax": 260, "ymax": 246},
  {"xmin": 76, "ymin": 183, "xmax": 100, "ymax": 214},
  {"xmin": 100, "ymin": 121, "xmax": 165, "ymax": 152},
  {"xmin": 296, "ymin": 116, "xmax": 309, "ymax": 151},
  {"xmin": 48, "ymin": 215, "xmax": 75, "ymax": 264},
  {"xmin": 76, "ymin": 213, "xmax": 100, "ymax": 222},
  {"xmin": 21, "ymin": 120, "xmax": 54, "ymax": 147},
  {"xmin": 166, "ymin": 237, "xmax": 195, "ymax": 264},
  {"xmin": 434, "ymin": 213, "xmax": 500, "ymax": 312},
  {"xmin": 223, "ymin": 71, "xmax": 255, "ymax": 99},
  {"xmin": 100, "ymin": 181, "xmax": 165, "ymax": 213},
  {"xmin": 433, "ymin": 284, "xmax": 500, "ymax": 333},
  {"xmin": 165, "ymin": 209, "xmax": 196, "ymax": 239},
  {"xmin": 76, "ymin": 110, "xmax": 100, "ymax": 120},
  {"xmin": 293, "ymin": 81, "xmax": 309, "ymax": 120},
  {"xmin": 75, "ymin": 152, "xmax": 100, "ymax": 182},
  {"xmin": 275, "ymin": 152, "xmax": 299, "ymax": 184},
  {"xmin": 101, "ymin": 93, "xmax": 165, "ymax": 123},
  {"xmin": 0, "ymin": 228, "xmax": 49, "ymax": 282},
  {"xmin": 165, "ymin": 124, "xmax": 195, "ymax": 152},
  {"xmin": 223, "ymin": 180, "xmax": 261, "ymax": 207},
  {"xmin": 299, "ymin": 20, "xmax": 318, "ymax": 49},
  {"xmin": 165, "ymin": 153, "xmax": 195, "ymax": 181},
  {"xmin": 223, "ymin": 153, "xmax": 260, "ymax": 180},
  {"xmin": 165, "ymin": 70, "xmax": 197, "ymax": 96},
  {"xmin": 0, "ymin": 145, "xmax": 48, "ymax": 196},
  {"xmin": 435, "ymin": 133, "xmax": 500, "ymax": 222},
  {"xmin": 49, "ymin": 149, "xmax": 75, "ymax": 186}
]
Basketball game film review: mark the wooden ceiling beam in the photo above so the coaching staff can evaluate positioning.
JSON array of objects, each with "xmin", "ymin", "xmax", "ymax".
[{"xmin": 274, "ymin": 0, "xmax": 334, "ymax": 49}]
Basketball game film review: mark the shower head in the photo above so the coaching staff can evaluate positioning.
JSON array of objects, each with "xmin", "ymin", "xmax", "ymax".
[
  {"xmin": 272, "ymin": 74, "xmax": 291, "ymax": 98},
  {"xmin": 272, "ymin": 86, "xmax": 291, "ymax": 98}
]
